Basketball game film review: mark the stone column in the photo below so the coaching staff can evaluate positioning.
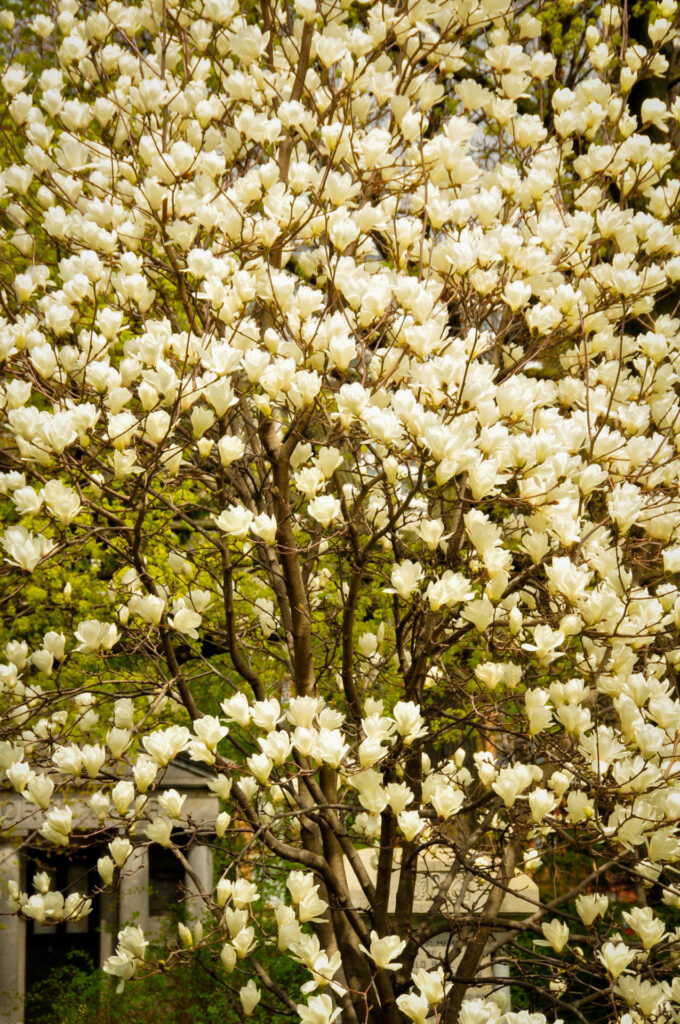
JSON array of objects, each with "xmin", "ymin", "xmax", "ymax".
[
  {"xmin": 186, "ymin": 844, "xmax": 213, "ymax": 921},
  {"xmin": 491, "ymin": 957, "xmax": 511, "ymax": 1014},
  {"xmin": 98, "ymin": 889, "xmax": 116, "ymax": 966},
  {"xmin": 118, "ymin": 845, "xmax": 149, "ymax": 932},
  {"xmin": 0, "ymin": 843, "xmax": 25, "ymax": 1024}
]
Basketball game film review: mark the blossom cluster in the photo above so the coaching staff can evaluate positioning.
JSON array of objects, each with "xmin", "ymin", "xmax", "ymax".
[{"xmin": 1, "ymin": 0, "xmax": 680, "ymax": 1019}]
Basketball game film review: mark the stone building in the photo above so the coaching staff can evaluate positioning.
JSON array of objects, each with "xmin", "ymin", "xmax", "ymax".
[
  {"xmin": 0, "ymin": 757, "xmax": 218, "ymax": 1024},
  {"xmin": 344, "ymin": 846, "xmax": 540, "ymax": 1011}
]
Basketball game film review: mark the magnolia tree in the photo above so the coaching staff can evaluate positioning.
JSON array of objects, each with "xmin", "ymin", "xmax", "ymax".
[{"xmin": 2, "ymin": 0, "xmax": 680, "ymax": 1020}]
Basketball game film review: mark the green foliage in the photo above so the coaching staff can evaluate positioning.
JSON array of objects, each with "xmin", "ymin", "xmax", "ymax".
[{"xmin": 24, "ymin": 944, "xmax": 306, "ymax": 1024}]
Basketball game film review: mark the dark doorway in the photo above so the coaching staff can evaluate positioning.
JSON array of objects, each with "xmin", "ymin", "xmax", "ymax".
[
  {"xmin": 24, "ymin": 847, "xmax": 100, "ymax": 1022},
  {"xmin": 149, "ymin": 845, "xmax": 185, "ymax": 917}
]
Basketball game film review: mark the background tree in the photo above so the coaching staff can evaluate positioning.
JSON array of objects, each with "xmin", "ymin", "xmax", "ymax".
[{"xmin": 2, "ymin": 0, "xmax": 680, "ymax": 1022}]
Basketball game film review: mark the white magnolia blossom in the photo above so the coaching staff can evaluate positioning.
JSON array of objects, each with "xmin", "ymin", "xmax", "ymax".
[{"xmin": 0, "ymin": 0, "xmax": 680, "ymax": 1020}]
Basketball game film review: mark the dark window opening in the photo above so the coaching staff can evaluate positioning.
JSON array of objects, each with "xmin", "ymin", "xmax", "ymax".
[
  {"xmin": 148, "ymin": 845, "xmax": 185, "ymax": 918},
  {"xmin": 24, "ymin": 846, "xmax": 100, "ymax": 1023}
]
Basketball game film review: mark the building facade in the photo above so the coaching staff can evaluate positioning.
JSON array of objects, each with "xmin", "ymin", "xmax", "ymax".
[{"xmin": 0, "ymin": 758, "xmax": 217, "ymax": 1024}]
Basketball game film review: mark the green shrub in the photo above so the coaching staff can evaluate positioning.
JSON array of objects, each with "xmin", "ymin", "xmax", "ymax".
[{"xmin": 24, "ymin": 945, "xmax": 305, "ymax": 1024}]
